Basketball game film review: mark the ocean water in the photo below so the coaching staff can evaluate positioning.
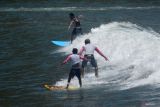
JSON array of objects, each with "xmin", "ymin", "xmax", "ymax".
[{"xmin": 1, "ymin": 0, "xmax": 160, "ymax": 107}]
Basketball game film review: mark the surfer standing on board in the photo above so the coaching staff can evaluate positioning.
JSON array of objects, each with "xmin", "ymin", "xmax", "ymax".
[
  {"xmin": 62, "ymin": 48, "xmax": 85, "ymax": 89},
  {"xmin": 68, "ymin": 13, "xmax": 83, "ymax": 43},
  {"xmin": 79, "ymin": 39, "xmax": 109, "ymax": 77}
]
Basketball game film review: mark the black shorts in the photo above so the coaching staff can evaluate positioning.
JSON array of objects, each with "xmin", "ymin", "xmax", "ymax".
[
  {"xmin": 82, "ymin": 54, "xmax": 97, "ymax": 68},
  {"xmin": 69, "ymin": 68, "xmax": 81, "ymax": 79},
  {"xmin": 72, "ymin": 27, "xmax": 82, "ymax": 36}
]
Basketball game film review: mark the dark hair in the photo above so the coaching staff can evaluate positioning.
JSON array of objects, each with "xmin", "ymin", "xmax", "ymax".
[
  {"xmin": 85, "ymin": 39, "xmax": 90, "ymax": 44},
  {"xmin": 69, "ymin": 13, "xmax": 75, "ymax": 20},
  {"xmin": 72, "ymin": 48, "xmax": 78, "ymax": 54}
]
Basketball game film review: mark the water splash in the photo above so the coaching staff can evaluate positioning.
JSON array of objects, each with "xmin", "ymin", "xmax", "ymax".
[{"xmin": 55, "ymin": 22, "xmax": 160, "ymax": 90}]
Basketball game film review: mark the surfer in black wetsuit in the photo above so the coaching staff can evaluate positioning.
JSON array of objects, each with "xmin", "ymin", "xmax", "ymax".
[{"xmin": 68, "ymin": 13, "xmax": 82, "ymax": 43}]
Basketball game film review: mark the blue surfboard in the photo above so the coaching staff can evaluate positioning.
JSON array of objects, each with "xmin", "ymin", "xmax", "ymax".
[{"xmin": 51, "ymin": 41, "xmax": 71, "ymax": 47}]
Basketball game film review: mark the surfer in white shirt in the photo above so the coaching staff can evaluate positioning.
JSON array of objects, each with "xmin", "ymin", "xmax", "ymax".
[{"xmin": 79, "ymin": 39, "xmax": 109, "ymax": 77}]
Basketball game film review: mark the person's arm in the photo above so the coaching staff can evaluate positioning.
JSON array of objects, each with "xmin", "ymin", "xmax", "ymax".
[
  {"xmin": 95, "ymin": 47, "xmax": 109, "ymax": 61},
  {"xmin": 78, "ymin": 46, "xmax": 85, "ymax": 55},
  {"xmin": 75, "ymin": 17, "xmax": 79, "ymax": 22},
  {"xmin": 62, "ymin": 54, "xmax": 72, "ymax": 65},
  {"xmin": 68, "ymin": 20, "xmax": 74, "ymax": 30},
  {"xmin": 80, "ymin": 55, "xmax": 87, "ymax": 60},
  {"xmin": 78, "ymin": 15, "xmax": 83, "ymax": 19}
]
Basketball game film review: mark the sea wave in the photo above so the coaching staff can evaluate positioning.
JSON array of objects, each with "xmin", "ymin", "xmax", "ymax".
[
  {"xmin": 55, "ymin": 22, "xmax": 160, "ymax": 90},
  {"xmin": 0, "ymin": 6, "xmax": 160, "ymax": 12}
]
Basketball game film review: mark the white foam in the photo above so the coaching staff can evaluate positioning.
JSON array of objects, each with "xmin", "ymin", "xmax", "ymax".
[{"xmin": 55, "ymin": 22, "xmax": 160, "ymax": 90}]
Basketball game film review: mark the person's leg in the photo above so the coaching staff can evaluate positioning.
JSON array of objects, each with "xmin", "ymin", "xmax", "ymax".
[
  {"xmin": 91, "ymin": 56, "xmax": 98, "ymax": 77},
  {"xmin": 66, "ymin": 69, "xmax": 74, "ymax": 88},
  {"xmin": 77, "ymin": 28, "xmax": 83, "ymax": 35},
  {"xmin": 81, "ymin": 67, "xmax": 85, "ymax": 78},
  {"xmin": 66, "ymin": 76, "xmax": 71, "ymax": 89},
  {"xmin": 95, "ymin": 67, "xmax": 98, "ymax": 78},
  {"xmin": 75, "ymin": 69, "xmax": 82, "ymax": 87},
  {"xmin": 80, "ymin": 28, "xmax": 83, "ymax": 35},
  {"xmin": 71, "ymin": 34, "xmax": 75, "ymax": 44},
  {"xmin": 71, "ymin": 28, "xmax": 76, "ymax": 43},
  {"xmin": 81, "ymin": 60, "xmax": 87, "ymax": 77}
]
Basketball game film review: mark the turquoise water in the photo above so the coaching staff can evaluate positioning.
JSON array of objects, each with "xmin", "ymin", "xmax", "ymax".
[{"xmin": 1, "ymin": 1, "xmax": 160, "ymax": 107}]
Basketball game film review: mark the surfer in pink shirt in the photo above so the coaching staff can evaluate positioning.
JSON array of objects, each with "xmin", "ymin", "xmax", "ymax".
[{"xmin": 62, "ymin": 48, "xmax": 85, "ymax": 89}]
